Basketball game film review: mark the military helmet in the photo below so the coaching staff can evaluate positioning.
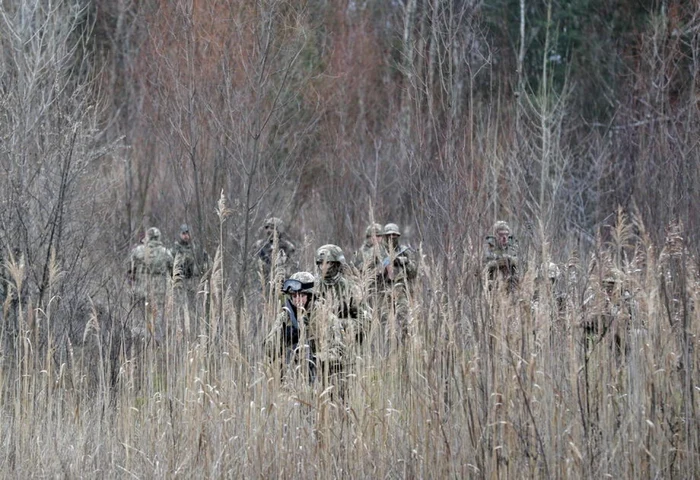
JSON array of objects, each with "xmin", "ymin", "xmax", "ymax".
[
  {"xmin": 264, "ymin": 217, "xmax": 285, "ymax": 233},
  {"xmin": 493, "ymin": 220, "xmax": 510, "ymax": 235},
  {"xmin": 603, "ymin": 268, "xmax": 624, "ymax": 285},
  {"xmin": 315, "ymin": 244, "xmax": 346, "ymax": 264},
  {"xmin": 282, "ymin": 271, "xmax": 315, "ymax": 294},
  {"xmin": 365, "ymin": 222, "xmax": 383, "ymax": 238},
  {"xmin": 180, "ymin": 223, "xmax": 190, "ymax": 233},
  {"xmin": 547, "ymin": 262, "xmax": 561, "ymax": 280},
  {"xmin": 146, "ymin": 227, "xmax": 161, "ymax": 241},
  {"xmin": 383, "ymin": 223, "xmax": 401, "ymax": 236}
]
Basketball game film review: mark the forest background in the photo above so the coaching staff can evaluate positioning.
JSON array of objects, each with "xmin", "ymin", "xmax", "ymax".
[{"xmin": 0, "ymin": 0, "xmax": 698, "ymax": 477}]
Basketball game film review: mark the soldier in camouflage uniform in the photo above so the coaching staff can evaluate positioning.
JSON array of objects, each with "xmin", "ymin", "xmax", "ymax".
[
  {"xmin": 582, "ymin": 264, "xmax": 633, "ymax": 360},
  {"xmin": 314, "ymin": 244, "xmax": 364, "ymax": 395},
  {"xmin": 265, "ymin": 271, "xmax": 343, "ymax": 384},
  {"xmin": 171, "ymin": 224, "xmax": 209, "ymax": 281},
  {"xmin": 380, "ymin": 223, "xmax": 418, "ymax": 341},
  {"xmin": 171, "ymin": 223, "xmax": 209, "ymax": 334},
  {"xmin": 353, "ymin": 223, "xmax": 389, "ymax": 308},
  {"xmin": 127, "ymin": 227, "xmax": 174, "ymax": 342},
  {"xmin": 252, "ymin": 217, "xmax": 297, "ymax": 294},
  {"xmin": 483, "ymin": 221, "xmax": 519, "ymax": 291}
]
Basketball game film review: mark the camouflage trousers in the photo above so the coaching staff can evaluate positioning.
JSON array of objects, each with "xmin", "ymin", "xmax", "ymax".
[
  {"xmin": 173, "ymin": 277, "xmax": 207, "ymax": 338},
  {"xmin": 129, "ymin": 276, "xmax": 171, "ymax": 345},
  {"xmin": 380, "ymin": 283, "xmax": 411, "ymax": 346}
]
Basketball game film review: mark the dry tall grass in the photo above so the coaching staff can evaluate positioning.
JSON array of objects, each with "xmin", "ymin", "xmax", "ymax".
[{"xmin": 0, "ymin": 214, "xmax": 697, "ymax": 479}]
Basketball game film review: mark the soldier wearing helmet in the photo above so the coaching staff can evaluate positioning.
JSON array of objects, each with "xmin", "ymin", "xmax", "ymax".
[
  {"xmin": 483, "ymin": 221, "xmax": 519, "ymax": 291},
  {"xmin": 581, "ymin": 255, "xmax": 636, "ymax": 359},
  {"xmin": 252, "ymin": 217, "xmax": 297, "ymax": 293},
  {"xmin": 315, "ymin": 244, "xmax": 364, "ymax": 335},
  {"xmin": 316, "ymin": 245, "xmax": 355, "ymax": 299},
  {"xmin": 381, "ymin": 223, "xmax": 418, "ymax": 283},
  {"xmin": 313, "ymin": 244, "xmax": 364, "ymax": 394},
  {"xmin": 127, "ymin": 226, "xmax": 174, "ymax": 342},
  {"xmin": 265, "ymin": 271, "xmax": 337, "ymax": 382},
  {"xmin": 128, "ymin": 227, "xmax": 174, "ymax": 279},
  {"xmin": 379, "ymin": 223, "xmax": 418, "ymax": 341},
  {"xmin": 353, "ymin": 222, "xmax": 390, "ymax": 301},
  {"xmin": 171, "ymin": 223, "xmax": 210, "ymax": 280},
  {"xmin": 354, "ymin": 223, "xmax": 385, "ymax": 266}
]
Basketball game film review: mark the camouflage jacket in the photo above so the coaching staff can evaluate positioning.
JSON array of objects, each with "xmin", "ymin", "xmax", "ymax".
[
  {"xmin": 264, "ymin": 300, "xmax": 344, "ymax": 363},
  {"xmin": 252, "ymin": 235, "xmax": 297, "ymax": 285},
  {"xmin": 171, "ymin": 239, "xmax": 209, "ymax": 279},
  {"xmin": 483, "ymin": 236, "xmax": 519, "ymax": 275},
  {"xmin": 128, "ymin": 239, "xmax": 174, "ymax": 279},
  {"xmin": 353, "ymin": 243, "xmax": 389, "ymax": 294},
  {"xmin": 315, "ymin": 273, "xmax": 367, "ymax": 346},
  {"xmin": 252, "ymin": 235, "xmax": 296, "ymax": 266},
  {"xmin": 383, "ymin": 244, "xmax": 418, "ymax": 287},
  {"xmin": 316, "ymin": 274, "xmax": 360, "ymax": 319}
]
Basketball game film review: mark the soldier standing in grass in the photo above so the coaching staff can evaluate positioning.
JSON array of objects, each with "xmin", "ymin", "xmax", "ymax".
[
  {"xmin": 483, "ymin": 220, "xmax": 520, "ymax": 292},
  {"xmin": 353, "ymin": 222, "xmax": 389, "ymax": 311},
  {"xmin": 127, "ymin": 227, "xmax": 173, "ymax": 343},
  {"xmin": 314, "ymin": 244, "xmax": 364, "ymax": 396},
  {"xmin": 380, "ymin": 223, "xmax": 418, "ymax": 341},
  {"xmin": 171, "ymin": 223, "xmax": 209, "ymax": 282},
  {"xmin": 171, "ymin": 223, "xmax": 209, "ymax": 333},
  {"xmin": 252, "ymin": 217, "xmax": 297, "ymax": 294}
]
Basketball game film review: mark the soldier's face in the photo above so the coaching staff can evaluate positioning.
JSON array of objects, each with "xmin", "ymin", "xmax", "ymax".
[
  {"xmin": 318, "ymin": 260, "xmax": 340, "ymax": 279},
  {"xmin": 181, "ymin": 231, "xmax": 191, "ymax": 243},
  {"xmin": 291, "ymin": 292, "xmax": 310, "ymax": 309},
  {"xmin": 265, "ymin": 225, "xmax": 278, "ymax": 238},
  {"xmin": 496, "ymin": 230, "xmax": 509, "ymax": 247},
  {"xmin": 386, "ymin": 234, "xmax": 399, "ymax": 248},
  {"xmin": 370, "ymin": 234, "xmax": 381, "ymax": 246}
]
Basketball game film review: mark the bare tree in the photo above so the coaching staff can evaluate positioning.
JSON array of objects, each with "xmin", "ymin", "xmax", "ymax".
[{"xmin": 0, "ymin": 0, "xmax": 117, "ymax": 349}]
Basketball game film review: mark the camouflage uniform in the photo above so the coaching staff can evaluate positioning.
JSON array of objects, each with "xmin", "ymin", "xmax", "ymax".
[
  {"xmin": 252, "ymin": 217, "xmax": 297, "ymax": 293},
  {"xmin": 127, "ymin": 227, "xmax": 174, "ymax": 342},
  {"xmin": 380, "ymin": 223, "xmax": 418, "ymax": 340},
  {"xmin": 171, "ymin": 224, "xmax": 209, "ymax": 281},
  {"xmin": 314, "ymin": 244, "xmax": 363, "ymax": 394},
  {"xmin": 582, "ymin": 262, "xmax": 635, "ymax": 362},
  {"xmin": 171, "ymin": 224, "xmax": 209, "ymax": 334},
  {"xmin": 265, "ymin": 272, "xmax": 343, "ymax": 384},
  {"xmin": 483, "ymin": 221, "xmax": 519, "ymax": 291},
  {"xmin": 353, "ymin": 223, "xmax": 389, "ymax": 305}
]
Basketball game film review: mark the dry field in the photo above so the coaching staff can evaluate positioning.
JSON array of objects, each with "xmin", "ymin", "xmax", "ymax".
[{"xmin": 1, "ymin": 219, "xmax": 697, "ymax": 479}]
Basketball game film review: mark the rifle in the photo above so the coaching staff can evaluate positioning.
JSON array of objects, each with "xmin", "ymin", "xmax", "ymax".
[
  {"xmin": 283, "ymin": 298, "xmax": 301, "ymax": 346},
  {"xmin": 382, "ymin": 245, "xmax": 410, "ymax": 268},
  {"xmin": 285, "ymin": 298, "xmax": 300, "ymax": 330}
]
